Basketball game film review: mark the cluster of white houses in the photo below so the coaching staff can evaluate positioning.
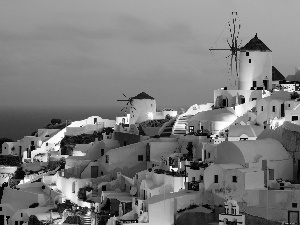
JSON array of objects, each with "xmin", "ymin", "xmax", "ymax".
[{"xmin": 3, "ymin": 34, "xmax": 300, "ymax": 225}]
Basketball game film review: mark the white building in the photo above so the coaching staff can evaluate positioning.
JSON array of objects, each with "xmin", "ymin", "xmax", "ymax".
[
  {"xmin": 238, "ymin": 33, "xmax": 272, "ymax": 91},
  {"xmin": 215, "ymin": 139, "xmax": 293, "ymax": 182}
]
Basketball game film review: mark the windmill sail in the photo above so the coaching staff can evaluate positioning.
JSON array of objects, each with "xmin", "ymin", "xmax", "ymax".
[{"xmin": 209, "ymin": 12, "xmax": 242, "ymax": 89}]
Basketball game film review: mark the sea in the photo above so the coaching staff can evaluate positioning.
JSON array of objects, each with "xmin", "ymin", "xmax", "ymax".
[{"xmin": 0, "ymin": 105, "xmax": 120, "ymax": 141}]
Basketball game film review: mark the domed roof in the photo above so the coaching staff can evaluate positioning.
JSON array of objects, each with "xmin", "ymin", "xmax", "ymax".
[
  {"xmin": 240, "ymin": 33, "xmax": 271, "ymax": 52},
  {"xmin": 228, "ymin": 125, "xmax": 264, "ymax": 137},
  {"xmin": 132, "ymin": 92, "xmax": 155, "ymax": 100}
]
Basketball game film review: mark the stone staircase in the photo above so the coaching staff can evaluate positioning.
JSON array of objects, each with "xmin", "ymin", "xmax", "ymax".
[
  {"xmin": 160, "ymin": 120, "xmax": 175, "ymax": 137},
  {"xmin": 172, "ymin": 114, "xmax": 194, "ymax": 136},
  {"xmin": 45, "ymin": 197, "xmax": 54, "ymax": 207},
  {"xmin": 82, "ymin": 215, "xmax": 92, "ymax": 225}
]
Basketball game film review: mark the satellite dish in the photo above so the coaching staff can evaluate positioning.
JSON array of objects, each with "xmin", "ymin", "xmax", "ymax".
[{"xmin": 130, "ymin": 187, "xmax": 137, "ymax": 196}]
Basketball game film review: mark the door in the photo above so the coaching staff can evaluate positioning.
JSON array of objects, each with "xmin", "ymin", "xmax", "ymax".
[
  {"xmin": 0, "ymin": 215, "xmax": 4, "ymax": 225},
  {"xmin": 222, "ymin": 99, "xmax": 227, "ymax": 107},
  {"xmin": 94, "ymin": 118, "xmax": 97, "ymax": 124},
  {"xmin": 91, "ymin": 166, "xmax": 98, "ymax": 178},
  {"xmin": 263, "ymin": 80, "xmax": 269, "ymax": 90},
  {"xmin": 281, "ymin": 103, "xmax": 285, "ymax": 117},
  {"xmin": 298, "ymin": 160, "xmax": 300, "ymax": 180},
  {"xmin": 288, "ymin": 211, "xmax": 299, "ymax": 224},
  {"xmin": 240, "ymin": 96, "xmax": 245, "ymax": 104}
]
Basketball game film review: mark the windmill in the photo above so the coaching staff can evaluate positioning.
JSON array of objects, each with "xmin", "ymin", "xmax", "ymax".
[
  {"xmin": 209, "ymin": 12, "xmax": 242, "ymax": 88},
  {"xmin": 117, "ymin": 93, "xmax": 136, "ymax": 116}
]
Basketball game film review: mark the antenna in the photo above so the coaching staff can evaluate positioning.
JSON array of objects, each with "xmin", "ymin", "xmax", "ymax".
[{"xmin": 209, "ymin": 12, "xmax": 242, "ymax": 88}]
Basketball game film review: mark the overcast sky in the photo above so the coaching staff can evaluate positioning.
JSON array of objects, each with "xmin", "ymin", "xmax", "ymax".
[{"xmin": 1, "ymin": 0, "xmax": 300, "ymax": 110}]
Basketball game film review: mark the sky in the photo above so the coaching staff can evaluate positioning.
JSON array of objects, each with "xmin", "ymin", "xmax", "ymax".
[{"xmin": 1, "ymin": 0, "xmax": 300, "ymax": 111}]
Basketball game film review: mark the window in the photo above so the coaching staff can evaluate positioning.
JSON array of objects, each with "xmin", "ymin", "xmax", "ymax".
[
  {"xmin": 0, "ymin": 206, "xmax": 2, "ymax": 211},
  {"xmin": 189, "ymin": 126, "xmax": 194, "ymax": 133},
  {"xmin": 292, "ymin": 203, "xmax": 298, "ymax": 208},
  {"xmin": 214, "ymin": 175, "xmax": 218, "ymax": 183},
  {"xmin": 192, "ymin": 177, "xmax": 195, "ymax": 181},
  {"xmin": 208, "ymin": 153, "xmax": 211, "ymax": 158},
  {"xmin": 249, "ymin": 59, "xmax": 251, "ymax": 63},
  {"xmin": 21, "ymin": 213, "xmax": 23, "ymax": 217},
  {"xmin": 272, "ymin": 106, "xmax": 275, "ymax": 112},
  {"xmin": 101, "ymin": 149, "xmax": 104, "ymax": 156},
  {"xmin": 138, "ymin": 155, "xmax": 143, "ymax": 161},
  {"xmin": 252, "ymin": 98, "xmax": 257, "ymax": 101},
  {"xmin": 292, "ymin": 116, "xmax": 298, "ymax": 121},
  {"xmin": 102, "ymin": 185, "xmax": 106, "ymax": 191},
  {"xmin": 200, "ymin": 175, "xmax": 203, "ymax": 181},
  {"xmin": 232, "ymin": 176, "xmax": 237, "ymax": 183},
  {"xmin": 261, "ymin": 106, "xmax": 263, "ymax": 111},
  {"xmin": 101, "ymin": 171, "xmax": 103, "ymax": 175},
  {"xmin": 124, "ymin": 141, "xmax": 127, "ymax": 146},
  {"xmin": 269, "ymin": 169, "xmax": 274, "ymax": 180},
  {"xmin": 246, "ymin": 52, "xmax": 249, "ymax": 56},
  {"xmin": 289, "ymin": 104, "xmax": 291, "ymax": 107},
  {"xmin": 15, "ymin": 222, "xmax": 18, "ymax": 225},
  {"xmin": 106, "ymin": 155, "xmax": 109, "ymax": 163},
  {"xmin": 72, "ymin": 182, "xmax": 75, "ymax": 193},
  {"xmin": 20, "ymin": 222, "xmax": 24, "ymax": 225},
  {"xmin": 253, "ymin": 81, "xmax": 257, "ymax": 87},
  {"xmin": 46, "ymin": 143, "xmax": 48, "ymax": 146},
  {"xmin": 31, "ymin": 141, "xmax": 34, "ymax": 145}
]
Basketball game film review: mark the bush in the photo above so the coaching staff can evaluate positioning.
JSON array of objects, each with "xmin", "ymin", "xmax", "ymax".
[
  {"xmin": 85, "ymin": 186, "xmax": 93, "ymax": 192},
  {"xmin": 77, "ymin": 187, "xmax": 87, "ymax": 201}
]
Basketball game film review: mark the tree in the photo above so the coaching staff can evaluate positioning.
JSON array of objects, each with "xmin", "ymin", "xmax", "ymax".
[
  {"xmin": 165, "ymin": 114, "xmax": 171, "ymax": 120},
  {"xmin": 186, "ymin": 142, "xmax": 194, "ymax": 161},
  {"xmin": 51, "ymin": 119, "xmax": 62, "ymax": 125},
  {"xmin": 290, "ymin": 92, "xmax": 300, "ymax": 99},
  {"xmin": 13, "ymin": 166, "xmax": 26, "ymax": 180}
]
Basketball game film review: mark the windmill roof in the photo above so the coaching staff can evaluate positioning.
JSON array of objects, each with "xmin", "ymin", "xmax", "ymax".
[
  {"xmin": 272, "ymin": 66, "xmax": 285, "ymax": 81},
  {"xmin": 132, "ymin": 92, "xmax": 155, "ymax": 100},
  {"xmin": 241, "ymin": 33, "xmax": 271, "ymax": 52}
]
